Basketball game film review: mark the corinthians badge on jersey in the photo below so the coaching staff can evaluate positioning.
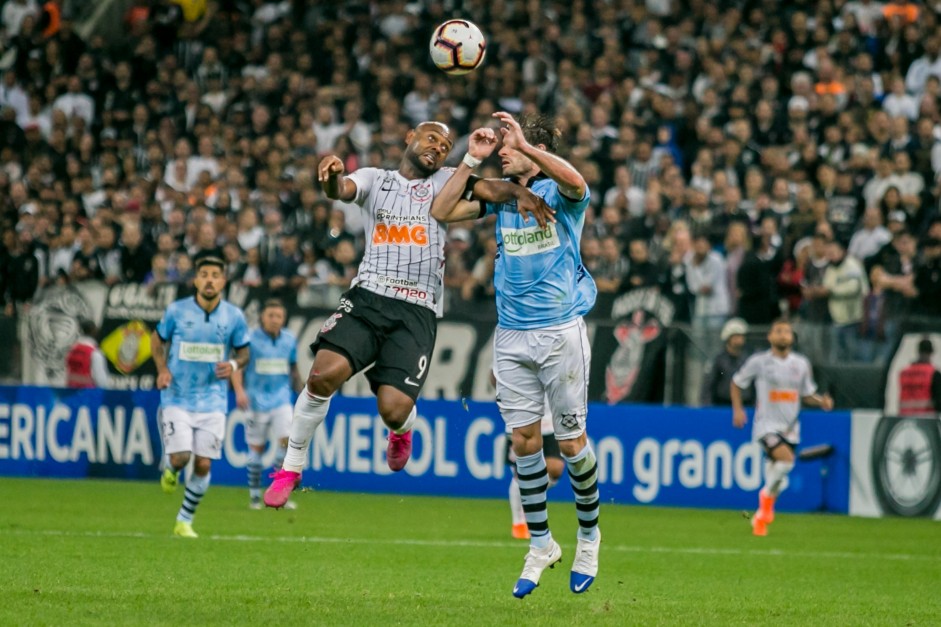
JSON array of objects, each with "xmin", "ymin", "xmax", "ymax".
[{"xmin": 410, "ymin": 182, "xmax": 432, "ymax": 202}]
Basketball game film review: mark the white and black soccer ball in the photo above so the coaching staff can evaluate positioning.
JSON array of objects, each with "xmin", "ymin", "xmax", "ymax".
[{"xmin": 429, "ymin": 19, "xmax": 486, "ymax": 76}]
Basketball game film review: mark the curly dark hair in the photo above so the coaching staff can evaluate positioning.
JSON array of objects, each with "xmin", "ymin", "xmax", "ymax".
[{"xmin": 517, "ymin": 113, "xmax": 561, "ymax": 154}]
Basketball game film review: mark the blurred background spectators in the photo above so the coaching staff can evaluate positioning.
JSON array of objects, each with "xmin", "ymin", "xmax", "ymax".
[{"xmin": 2, "ymin": 0, "xmax": 941, "ymax": 377}]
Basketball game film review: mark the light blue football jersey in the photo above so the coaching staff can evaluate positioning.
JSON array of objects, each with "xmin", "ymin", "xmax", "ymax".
[
  {"xmin": 244, "ymin": 327, "xmax": 297, "ymax": 412},
  {"xmin": 156, "ymin": 297, "xmax": 250, "ymax": 413},
  {"xmin": 485, "ymin": 176, "xmax": 597, "ymax": 329}
]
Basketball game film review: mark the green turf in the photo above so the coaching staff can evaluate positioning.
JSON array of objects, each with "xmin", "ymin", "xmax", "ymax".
[{"xmin": 1, "ymin": 477, "xmax": 939, "ymax": 626}]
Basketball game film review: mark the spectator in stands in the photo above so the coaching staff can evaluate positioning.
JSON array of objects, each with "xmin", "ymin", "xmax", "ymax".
[
  {"xmin": 700, "ymin": 318, "xmax": 752, "ymax": 407},
  {"xmin": 119, "ymin": 220, "xmax": 153, "ymax": 283},
  {"xmin": 3, "ymin": 0, "xmax": 941, "ymax": 398},
  {"xmin": 462, "ymin": 235, "xmax": 497, "ymax": 302},
  {"xmin": 316, "ymin": 237, "xmax": 358, "ymax": 292},
  {"xmin": 4, "ymin": 227, "xmax": 39, "ymax": 312},
  {"xmin": 618, "ymin": 238, "xmax": 658, "ymax": 293},
  {"xmin": 687, "ymin": 232, "xmax": 730, "ymax": 357},
  {"xmin": 64, "ymin": 319, "xmax": 108, "ymax": 389},
  {"xmin": 778, "ymin": 238, "xmax": 810, "ymax": 318},
  {"xmin": 823, "ymin": 239, "xmax": 869, "ymax": 361},
  {"xmin": 594, "ymin": 235, "xmax": 628, "ymax": 294},
  {"xmin": 265, "ymin": 231, "xmax": 303, "ymax": 297},
  {"xmin": 737, "ymin": 219, "xmax": 783, "ymax": 325},
  {"xmin": 913, "ymin": 237, "xmax": 941, "ymax": 317},
  {"xmin": 46, "ymin": 221, "xmax": 76, "ymax": 279},
  {"xmin": 144, "ymin": 252, "xmax": 171, "ymax": 287},
  {"xmin": 849, "ymin": 207, "xmax": 893, "ymax": 263}
]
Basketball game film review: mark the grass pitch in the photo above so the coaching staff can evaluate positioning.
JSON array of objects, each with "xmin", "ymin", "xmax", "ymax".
[{"xmin": 1, "ymin": 477, "xmax": 939, "ymax": 626}]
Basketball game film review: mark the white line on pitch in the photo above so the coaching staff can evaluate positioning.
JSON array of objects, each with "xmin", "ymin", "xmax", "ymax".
[{"xmin": 2, "ymin": 528, "xmax": 937, "ymax": 562}]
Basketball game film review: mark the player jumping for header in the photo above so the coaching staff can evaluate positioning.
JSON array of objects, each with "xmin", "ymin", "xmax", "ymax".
[
  {"xmin": 264, "ymin": 121, "xmax": 553, "ymax": 508},
  {"xmin": 432, "ymin": 112, "xmax": 601, "ymax": 597}
]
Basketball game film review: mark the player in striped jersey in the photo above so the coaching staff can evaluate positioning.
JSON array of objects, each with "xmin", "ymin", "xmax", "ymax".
[
  {"xmin": 265, "ymin": 121, "xmax": 552, "ymax": 508},
  {"xmin": 432, "ymin": 113, "xmax": 601, "ymax": 597},
  {"xmin": 731, "ymin": 318, "xmax": 833, "ymax": 536}
]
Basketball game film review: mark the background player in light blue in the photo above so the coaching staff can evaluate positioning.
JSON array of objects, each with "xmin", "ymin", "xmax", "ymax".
[
  {"xmin": 151, "ymin": 249, "xmax": 250, "ymax": 538},
  {"xmin": 230, "ymin": 298, "xmax": 302, "ymax": 510},
  {"xmin": 432, "ymin": 112, "xmax": 601, "ymax": 598}
]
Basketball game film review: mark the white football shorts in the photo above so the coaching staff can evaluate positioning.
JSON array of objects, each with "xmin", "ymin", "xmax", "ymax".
[
  {"xmin": 244, "ymin": 404, "xmax": 293, "ymax": 447},
  {"xmin": 493, "ymin": 317, "xmax": 591, "ymax": 440},
  {"xmin": 159, "ymin": 406, "xmax": 225, "ymax": 459}
]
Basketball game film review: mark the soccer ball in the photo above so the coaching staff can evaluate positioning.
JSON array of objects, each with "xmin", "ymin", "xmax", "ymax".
[{"xmin": 429, "ymin": 19, "xmax": 486, "ymax": 76}]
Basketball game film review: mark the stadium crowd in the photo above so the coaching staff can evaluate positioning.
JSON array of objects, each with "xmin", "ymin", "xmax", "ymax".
[{"xmin": 2, "ymin": 0, "xmax": 941, "ymax": 366}]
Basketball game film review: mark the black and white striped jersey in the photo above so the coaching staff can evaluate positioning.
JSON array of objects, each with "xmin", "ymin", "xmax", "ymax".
[{"xmin": 346, "ymin": 167, "xmax": 453, "ymax": 316}]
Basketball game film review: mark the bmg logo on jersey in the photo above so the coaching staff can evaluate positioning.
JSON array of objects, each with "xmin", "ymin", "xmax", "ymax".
[
  {"xmin": 502, "ymin": 223, "xmax": 560, "ymax": 256},
  {"xmin": 372, "ymin": 223, "xmax": 428, "ymax": 246}
]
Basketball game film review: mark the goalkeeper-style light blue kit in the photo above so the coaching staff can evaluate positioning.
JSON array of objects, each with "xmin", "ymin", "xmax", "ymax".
[{"xmin": 156, "ymin": 296, "xmax": 250, "ymax": 414}]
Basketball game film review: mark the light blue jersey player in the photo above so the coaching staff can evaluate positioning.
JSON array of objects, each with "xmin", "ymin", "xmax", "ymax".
[
  {"xmin": 431, "ymin": 113, "xmax": 601, "ymax": 598},
  {"xmin": 151, "ymin": 249, "xmax": 250, "ymax": 538},
  {"xmin": 230, "ymin": 299, "xmax": 302, "ymax": 509}
]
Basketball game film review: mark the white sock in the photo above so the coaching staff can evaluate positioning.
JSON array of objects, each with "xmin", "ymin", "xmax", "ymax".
[
  {"xmin": 392, "ymin": 405, "xmax": 417, "ymax": 435},
  {"xmin": 509, "ymin": 476, "xmax": 525, "ymax": 525},
  {"xmin": 763, "ymin": 460, "xmax": 794, "ymax": 497},
  {"xmin": 282, "ymin": 390, "xmax": 331, "ymax": 473}
]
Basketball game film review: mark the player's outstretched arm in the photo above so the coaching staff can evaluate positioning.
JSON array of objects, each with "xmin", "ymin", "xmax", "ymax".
[
  {"xmin": 493, "ymin": 111, "xmax": 586, "ymax": 201},
  {"xmin": 430, "ymin": 125, "xmax": 555, "ymax": 226},
  {"xmin": 318, "ymin": 155, "xmax": 357, "ymax": 201},
  {"xmin": 431, "ymin": 127, "xmax": 498, "ymax": 223}
]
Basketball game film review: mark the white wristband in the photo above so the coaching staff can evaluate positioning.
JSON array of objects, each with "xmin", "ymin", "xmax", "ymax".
[
  {"xmin": 229, "ymin": 359, "xmax": 239, "ymax": 373},
  {"xmin": 462, "ymin": 153, "xmax": 482, "ymax": 169}
]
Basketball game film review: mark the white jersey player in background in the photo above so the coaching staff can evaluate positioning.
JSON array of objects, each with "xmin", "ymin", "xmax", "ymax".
[
  {"xmin": 432, "ymin": 112, "xmax": 601, "ymax": 598},
  {"xmin": 731, "ymin": 318, "xmax": 834, "ymax": 536},
  {"xmin": 265, "ymin": 121, "xmax": 552, "ymax": 509}
]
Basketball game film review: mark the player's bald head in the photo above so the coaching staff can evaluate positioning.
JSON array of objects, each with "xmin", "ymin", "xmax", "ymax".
[{"xmin": 415, "ymin": 121, "xmax": 454, "ymax": 146}]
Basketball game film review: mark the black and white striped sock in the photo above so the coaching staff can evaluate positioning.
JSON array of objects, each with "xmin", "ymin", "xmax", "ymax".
[
  {"xmin": 247, "ymin": 451, "xmax": 262, "ymax": 500},
  {"xmin": 177, "ymin": 473, "xmax": 210, "ymax": 523},
  {"xmin": 516, "ymin": 450, "xmax": 552, "ymax": 549},
  {"xmin": 565, "ymin": 444, "xmax": 600, "ymax": 541}
]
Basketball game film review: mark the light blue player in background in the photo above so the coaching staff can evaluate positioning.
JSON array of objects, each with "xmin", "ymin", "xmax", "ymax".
[
  {"xmin": 152, "ymin": 249, "xmax": 250, "ymax": 538},
  {"xmin": 432, "ymin": 112, "xmax": 601, "ymax": 598},
  {"xmin": 230, "ymin": 298, "xmax": 302, "ymax": 510}
]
